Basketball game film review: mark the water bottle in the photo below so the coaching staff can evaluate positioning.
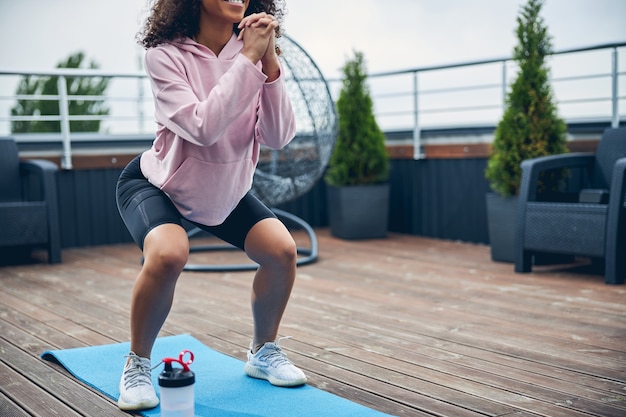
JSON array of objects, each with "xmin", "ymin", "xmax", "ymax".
[{"xmin": 159, "ymin": 350, "xmax": 195, "ymax": 417}]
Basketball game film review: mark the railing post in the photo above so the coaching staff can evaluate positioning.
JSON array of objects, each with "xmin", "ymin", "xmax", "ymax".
[
  {"xmin": 413, "ymin": 71, "xmax": 423, "ymax": 159},
  {"xmin": 57, "ymin": 75, "xmax": 72, "ymax": 169},
  {"xmin": 611, "ymin": 47, "xmax": 619, "ymax": 128}
]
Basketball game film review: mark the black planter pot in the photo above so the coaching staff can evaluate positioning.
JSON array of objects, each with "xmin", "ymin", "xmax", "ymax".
[
  {"xmin": 485, "ymin": 192, "xmax": 517, "ymax": 263},
  {"xmin": 327, "ymin": 184, "xmax": 389, "ymax": 239}
]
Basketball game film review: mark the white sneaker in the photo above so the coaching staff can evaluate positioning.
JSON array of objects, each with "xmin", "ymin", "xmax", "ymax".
[
  {"xmin": 245, "ymin": 337, "xmax": 307, "ymax": 387},
  {"xmin": 117, "ymin": 352, "xmax": 159, "ymax": 411}
]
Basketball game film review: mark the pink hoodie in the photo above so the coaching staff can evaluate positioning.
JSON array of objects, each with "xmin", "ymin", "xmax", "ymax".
[{"xmin": 140, "ymin": 35, "xmax": 296, "ymax": 226}]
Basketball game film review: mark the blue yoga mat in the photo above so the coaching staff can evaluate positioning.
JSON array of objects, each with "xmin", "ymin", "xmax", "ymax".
[{"xmin": 42, "ymin": 334, "xmax": 394, "ymax": 417}]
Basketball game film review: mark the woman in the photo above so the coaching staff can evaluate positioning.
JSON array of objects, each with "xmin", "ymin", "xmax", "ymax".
[{"xmin": 115, "ymin": 0, "xmax": 305, "ymax": 411}]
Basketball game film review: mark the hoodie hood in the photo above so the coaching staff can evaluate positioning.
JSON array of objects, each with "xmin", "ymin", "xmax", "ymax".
[{"xmin": 171, "ymin": 34, "xmax": 243, "ymax": 60}]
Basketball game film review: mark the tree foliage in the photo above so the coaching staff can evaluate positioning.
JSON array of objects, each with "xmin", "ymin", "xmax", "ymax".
[
  {"xmin": 11, "ymin": 52, "xmax": 110, "ymax": 134},
  {"xmin": 324, "ymin": 51, "xmax": 389, "ymax": 187},
  {"xmin": 485, "ymin": 0, "xmax": 567, "ymax": 197}
]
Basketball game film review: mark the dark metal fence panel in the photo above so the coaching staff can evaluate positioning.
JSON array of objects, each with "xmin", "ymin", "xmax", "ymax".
[
  {"xmin": 53, "ymin": 158, "xmax": 493, "ymax": 249},
  {"xmin": 388, "ymin": 158, "xmax": 491, "ymax": 244},
  {"xmin": 56, "ymin": 168, "xmax": 132, "ymax": 248}
]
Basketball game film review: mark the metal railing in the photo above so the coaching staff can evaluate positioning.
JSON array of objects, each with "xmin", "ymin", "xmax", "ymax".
[
  {"xmin": 0, "ymin": 68, "xmax": 152, "ymax": 168},
  {"xmin": 328, "ymin": 41, "xmax": 625, "ymax": 158},
  {"xmin": 0, "ymin": 41, "xmax": 624, "ymax": 167}
]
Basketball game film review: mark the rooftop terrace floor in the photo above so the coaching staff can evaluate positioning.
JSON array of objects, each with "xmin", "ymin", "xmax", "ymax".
[{"xmin": 1, "ymin": 229, "xmax": 625, "ymax": 416}]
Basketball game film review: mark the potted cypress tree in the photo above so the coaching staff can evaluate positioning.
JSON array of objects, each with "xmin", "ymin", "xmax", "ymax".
[
  {"xmin": 324, "ymin": 51, "xmax": 390, "ymax": 239},
  {"xmin": 485, "ymin": 0, "xmax": 568, "ymax": 262}
]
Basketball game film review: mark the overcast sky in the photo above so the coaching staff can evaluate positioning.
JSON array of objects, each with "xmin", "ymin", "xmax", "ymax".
[
  {"xmin": 0, "ymin": 0, "xmax": 624, "ymax": 133},
  {"xmin": 1, "ymin": 0, "xmax": 625, "ymax": 79}
]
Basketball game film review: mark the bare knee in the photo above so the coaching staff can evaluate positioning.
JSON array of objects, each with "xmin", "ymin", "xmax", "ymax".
[
  {"xmin": 147, "ymin": 244, "xmax": 188, "ymax": 275},
  {"xmin": 265, "ymin": 236, "xmax": 297, "ymax": 269},
  {"xmin": 246, "ymin": 220, "xmax": 297, "ymax": 270},
  {"xmin": 143, "ymin": 224, "xmax": 189, "ymax": 277}
]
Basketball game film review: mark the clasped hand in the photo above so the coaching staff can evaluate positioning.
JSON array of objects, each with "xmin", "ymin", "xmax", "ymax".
[{"xmin": 238, "ymin": 13, "xmax": 280, "ymax": 80}]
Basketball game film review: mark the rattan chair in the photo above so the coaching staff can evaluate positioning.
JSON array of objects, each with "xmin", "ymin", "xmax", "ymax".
[
  {"xmin": 0, "ymin": 137, "xmax": 61, "ymax": 264},
  {"xmin": 514, "ymin": 127, "xmax": 626, "ymax": 284}
]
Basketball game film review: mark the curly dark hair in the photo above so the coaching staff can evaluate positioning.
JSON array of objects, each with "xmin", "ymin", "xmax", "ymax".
[{"xmin": 138, "ymin": 0, "xmax": 286, "ymax": 49}]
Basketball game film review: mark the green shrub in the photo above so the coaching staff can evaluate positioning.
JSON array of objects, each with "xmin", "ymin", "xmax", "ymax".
[
  {"xmin": 11, "ymin": 52, "xmax": 110, "ymax": 134},
  {"xmin": 485, "ymin": 0, "xmax": 567, "ymax": 197},
  {"xmin": 324, "ymin": 51, "xmax": 389, "ymax": 187}
]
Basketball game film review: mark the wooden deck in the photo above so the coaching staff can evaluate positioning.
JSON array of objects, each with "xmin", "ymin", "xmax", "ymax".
[{"xmin": 1, "ymin": 229, "xmax": 625, "ymax": 417}]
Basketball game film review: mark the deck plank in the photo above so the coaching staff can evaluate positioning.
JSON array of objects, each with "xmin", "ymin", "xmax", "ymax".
[
  {"xmin": 0, "ymin": 391, "xmax": 31, "ymax": 417},
  {"xmin": 0, "ymin": 229, "xmax": 625, "ymax": 417},
  {"xmin": 0, "ymin": 326, "xmax": 133, "ymax": 416}
]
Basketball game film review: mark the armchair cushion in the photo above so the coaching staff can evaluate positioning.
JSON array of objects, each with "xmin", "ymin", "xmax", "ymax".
[{"xmin": 578, "ymin": 188, "xmax": 609, "ymax": 204}]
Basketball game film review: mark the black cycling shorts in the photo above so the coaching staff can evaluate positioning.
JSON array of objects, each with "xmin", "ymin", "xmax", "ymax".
[{"xmin": 116, "ymin": 155, "xmax": 275, "ymax": 251}]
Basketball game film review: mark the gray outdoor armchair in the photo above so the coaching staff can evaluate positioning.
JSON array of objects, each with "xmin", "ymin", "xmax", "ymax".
[
  {"xmin": 514, "ymin": 127, "xmax": 626, "ymax": 284},
  {"xmin": 0, "ymin": 138, "xmax": 62, "ymax": 264}
]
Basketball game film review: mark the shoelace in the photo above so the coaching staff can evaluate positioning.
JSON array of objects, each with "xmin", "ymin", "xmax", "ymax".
[
  {"xmin": 259, "ymin": 337, "xmax": 294, "ymax": 367},
  {"xmin": 122, "ymin": 353, "xmax": 154, "ymax": 390}
]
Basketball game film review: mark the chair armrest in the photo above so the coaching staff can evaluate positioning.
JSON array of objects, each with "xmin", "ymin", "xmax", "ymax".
[
  {"xmin": 519, "ymin": 153, "xmax": 594, "ymax": 203},
  {"xmin": 608, "ymin": 157, "xmax": 626, "ymax": 208},
  {"xmin": 19, "ymin": 158, "xmax": 62, "ymax": 263},
  {"xmin": 19, "ymin": 159, "xmax": 59, "ymax": 201},
  {"xmin": 605, "ymin": 157, "xmax": 626, "ymax": 283},
  {"xmin": 20, "ymin": 159, "xmax": 59, "ymax": 175}
]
